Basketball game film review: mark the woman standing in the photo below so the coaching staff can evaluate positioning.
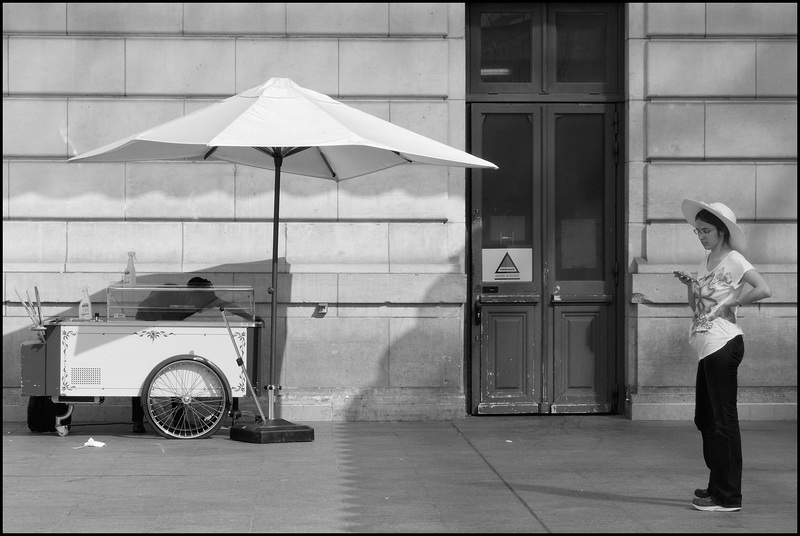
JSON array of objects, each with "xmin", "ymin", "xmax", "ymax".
[{"xmin": 674, "ymin": 200, "xmax": 771, "ymax": 512}]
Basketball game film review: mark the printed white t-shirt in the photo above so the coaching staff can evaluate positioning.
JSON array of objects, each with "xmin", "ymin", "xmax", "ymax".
[{"xmin": 689, "ymin": 250, "xmax": 754, "ymax": 360}]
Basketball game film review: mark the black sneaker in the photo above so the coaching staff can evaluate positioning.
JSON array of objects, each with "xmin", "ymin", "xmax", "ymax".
[
  {"xmin": 694, "ymin": 488, "xmax": 711, "ymax": 499},
  {"xmin": 692, "ymin": 496, "xmax": 741, "ymax": 512}
]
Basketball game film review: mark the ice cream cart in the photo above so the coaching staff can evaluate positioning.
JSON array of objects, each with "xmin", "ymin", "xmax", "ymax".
[{"xmin": 21, "ymin": 284, "xmax": 261, "ymax": 439}]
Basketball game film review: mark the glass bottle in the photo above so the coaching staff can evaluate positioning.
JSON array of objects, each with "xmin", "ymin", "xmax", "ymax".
[
  {"xmin": 79, "ymin": 286, "xmax": 93, "ymax": 320},
  {"xmin": 123, "ymin": 251, "xmax": 137, "ymax": 286}
]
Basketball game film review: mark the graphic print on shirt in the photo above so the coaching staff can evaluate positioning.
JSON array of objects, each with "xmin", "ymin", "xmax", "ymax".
[{"xmin": 691, "ymin": 269, "xmax": 737, "ymax": 334}]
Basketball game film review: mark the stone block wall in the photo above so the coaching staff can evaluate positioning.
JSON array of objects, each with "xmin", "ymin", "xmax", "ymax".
[
  {"xmin": 626, "ymin": 3, "xmax": 797, "ymax": 419},
  {"xmin": 2, "ymin": 3, "xmax": 470, "ymax": 422},
  {"xmin": 5, "ymin": 3, "xmax": 797, "ymax": 423}
]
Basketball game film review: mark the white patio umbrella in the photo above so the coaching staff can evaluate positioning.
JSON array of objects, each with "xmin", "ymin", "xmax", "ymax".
[{"xmin": 69, "ymin": 77, "xmax": 497, "ymax": 442}]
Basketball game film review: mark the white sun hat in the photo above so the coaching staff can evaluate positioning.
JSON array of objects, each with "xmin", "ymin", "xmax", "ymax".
[{"xmin": 681, "ymin": 199, "xmax": 746, "ymax": 253}]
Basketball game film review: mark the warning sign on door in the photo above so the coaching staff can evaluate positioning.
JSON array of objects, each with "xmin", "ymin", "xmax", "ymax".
[{"xmin": 482, "ymin": 249, "xmax": 533, "ymax": 282}]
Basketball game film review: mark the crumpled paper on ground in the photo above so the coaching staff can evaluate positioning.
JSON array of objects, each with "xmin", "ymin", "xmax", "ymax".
[{"xmin": 74, "ymin": 437, "xmax": 106, "ymax": 449}]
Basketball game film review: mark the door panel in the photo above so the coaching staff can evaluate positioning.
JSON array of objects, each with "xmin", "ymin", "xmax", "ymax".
[
  {"xmin": 469, "ymin": 5, "xmax": 542, "ymax": 94},
  {"xmin": 551, "ymin": 303, "xmax": 611, "ymax": 413},
  {"xmin": 470, "ymin": 102, "xmax": 617, "ymax": 415},
  {"xmin": 478, "ymin": 304, "xmax": 541, "ymax": 414},
  {"xmin": 473, "ymin": 105, "xmax": 541, "ymax": 296},
  {"xmin": 546, "ymin": 104, "xmax": 615, "ymax": 297},
  {"xmin": 545, "ymin": 4, "xmax": 620, "ymax": 95}
]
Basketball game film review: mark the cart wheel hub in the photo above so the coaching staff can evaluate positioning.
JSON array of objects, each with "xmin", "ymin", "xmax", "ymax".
[{"xmin": 181, "ymin": 396, "xmax": 192, "ymax": 404}]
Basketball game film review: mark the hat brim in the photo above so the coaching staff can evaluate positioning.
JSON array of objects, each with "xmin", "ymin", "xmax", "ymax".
[{"xmin": 681, "ymin": 199, "xmax": 747, "ymax": 253}]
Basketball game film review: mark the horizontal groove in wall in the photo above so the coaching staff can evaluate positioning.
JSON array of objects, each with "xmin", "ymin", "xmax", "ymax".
[
  {"xmin": 2, "ymin": 218, "xmax": 453, "ymax": 224},
  {"xmin": 1, "ymin": 94, "xmax": 452, "ymax": 101}
]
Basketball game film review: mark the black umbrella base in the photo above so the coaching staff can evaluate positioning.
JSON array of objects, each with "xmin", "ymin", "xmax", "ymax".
[{"xmin": 229, "ymin": 419, "xmax": 314, "ymax": 444}]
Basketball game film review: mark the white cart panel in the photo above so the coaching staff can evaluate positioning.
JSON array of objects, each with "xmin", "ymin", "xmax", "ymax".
[{"xmin": 59, "ymin": 323, "xmax": 250, "ymax": 397}]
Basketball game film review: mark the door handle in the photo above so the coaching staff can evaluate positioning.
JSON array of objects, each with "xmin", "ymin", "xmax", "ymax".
[
  {"xmin": 475, "ymin": 300, "xmax": 482, "ymax": 325},
  {"xmin": 552, "ymin": 284, "xmax": 561, "ymax": 302}
]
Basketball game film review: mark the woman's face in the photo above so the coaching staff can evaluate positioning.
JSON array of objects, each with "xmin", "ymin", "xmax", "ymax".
[{"xmin": 694, "ymin": 219, "xmax": 724, "ymax": 250}]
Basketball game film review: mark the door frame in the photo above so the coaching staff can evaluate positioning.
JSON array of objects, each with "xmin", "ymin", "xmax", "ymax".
[{"xmin": 466, "ymin": 102, "xmax": 624, "ymax": 415}]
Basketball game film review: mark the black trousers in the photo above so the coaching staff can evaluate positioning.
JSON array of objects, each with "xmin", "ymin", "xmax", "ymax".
[{"xmin": 694, "ymin": 335, "xmax": 744, "ymax": 508}]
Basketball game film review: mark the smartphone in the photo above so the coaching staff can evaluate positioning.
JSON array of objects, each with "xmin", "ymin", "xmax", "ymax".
[{"xmin": 673, "ymin": 270, "xmax": 697, "ymax": 284}]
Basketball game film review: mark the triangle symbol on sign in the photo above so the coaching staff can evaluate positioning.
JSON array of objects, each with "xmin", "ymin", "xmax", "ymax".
[{"xmin": 495, "ymin": 252, "xmax": 519, "ymax": 274}]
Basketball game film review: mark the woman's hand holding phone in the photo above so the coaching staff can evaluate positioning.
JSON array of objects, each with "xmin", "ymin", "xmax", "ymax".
[{"xmin": 673, "ymin": 270, "xmax": 697, "ymax": 285}]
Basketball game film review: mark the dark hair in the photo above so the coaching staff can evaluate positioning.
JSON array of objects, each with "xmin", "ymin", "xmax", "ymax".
[
  {"xmin": 187, "ymin": 276, "xmax": 212, "ymax": 287},
  {"xmin": 695, "ymin": 209, "xmax": 729, "ymax": 243}
]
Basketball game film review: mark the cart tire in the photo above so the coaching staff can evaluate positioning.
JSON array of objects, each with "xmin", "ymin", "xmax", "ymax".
[{"xmin": 143, "ymin": 357, "xmax": 229, "ymax": 439}]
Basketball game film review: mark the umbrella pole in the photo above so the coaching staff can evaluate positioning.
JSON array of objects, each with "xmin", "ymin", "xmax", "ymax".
[
  {"xmin": 267, "ymin": 155, "xmax": 282, "ymax": 420},
  {"xmin": 229, "ymin": 152, "xmax": 314, "ymax": 443}
]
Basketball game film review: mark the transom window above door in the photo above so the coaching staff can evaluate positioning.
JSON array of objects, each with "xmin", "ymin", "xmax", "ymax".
[{"xmin": 468, "ymin": 3, "xmax": 621, "ymax": 100}]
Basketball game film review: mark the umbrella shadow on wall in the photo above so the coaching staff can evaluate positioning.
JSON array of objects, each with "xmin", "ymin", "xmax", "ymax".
[
  {"xmin": 4, "ymin": 260, "xmax": 290, "ymax": 423},
  {"xmin": 326, "ymin": 268, "xmax": 467, "ymax": 423}
]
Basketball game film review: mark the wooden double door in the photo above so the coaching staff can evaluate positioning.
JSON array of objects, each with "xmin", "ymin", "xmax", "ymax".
[{"xmin": 469, "ymin": 103, "xmax": 619, "ymax": 414}]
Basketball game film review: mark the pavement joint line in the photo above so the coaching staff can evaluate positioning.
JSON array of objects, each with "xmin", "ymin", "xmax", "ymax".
[{"xmin": 450, "ymin": 421, "xmax": 552, "ymax": 533}]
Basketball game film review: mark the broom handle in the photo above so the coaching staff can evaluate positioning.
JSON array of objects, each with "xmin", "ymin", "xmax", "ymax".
[
  {"xmin": 34, "ymin": 286, "xmax": 43, "ymax": 325},
  {"xmin": 15, "ymin": 288, "xmax": 39, "ymax": 326},
  {"xmin": 220, "ymin": 308, "xmax": 268, "ymax": 423}
]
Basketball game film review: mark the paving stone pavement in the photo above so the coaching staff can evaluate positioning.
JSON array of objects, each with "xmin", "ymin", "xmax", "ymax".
[{"xmin": 2, "ymin": 415, "xmax": 796, "ymax": 533}]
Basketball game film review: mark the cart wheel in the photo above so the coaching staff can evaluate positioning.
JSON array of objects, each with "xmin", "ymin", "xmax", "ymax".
[
  {"xmin": 56, "ymin": 425, "xmax": 69, "ymax": 437},
  {"xmin": 144, "ymin": 358, "xmax": 229, "ymax": 439}
]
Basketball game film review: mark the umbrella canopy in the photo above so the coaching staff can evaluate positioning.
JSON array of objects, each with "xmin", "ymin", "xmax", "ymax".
[
  {"xmin": 69, "ymin": 77, "xmax": 497, "ymax": 428},
  {"xmin": 69, "ymin": 77, "xmax": 496, "ymax": 178}
]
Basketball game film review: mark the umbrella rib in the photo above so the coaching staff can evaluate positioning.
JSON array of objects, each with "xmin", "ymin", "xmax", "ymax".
[
  {"xmin": 393, "ymin": 151, "xmax": 413, "ymax": 164},
  {"xmin": 255, "ymin": 147, "xmax": 276, "ymax": 158},
  {"xmin": 254, "ymin": 146, "xmax": 308, "ymax": 158},
  {"xmin": 284, "ymin": 146, "xmax": 310, "ymax": 158},
  {"xmin": 255, "ymin": 146, "xmax": 334, "ymax": 178},
  {"xmin": 204, "ymin": 147, "xmax": 219, "ymax": 160},
  {"xmin": 315, "ymin": 147, "xmax": 337, "ymax": 179}
]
